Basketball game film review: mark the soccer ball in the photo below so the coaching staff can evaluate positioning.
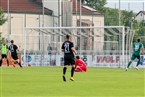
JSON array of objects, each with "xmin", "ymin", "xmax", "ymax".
[{"xmin": 28, "ymin": 64, "xmax": 32, "ymax": 67}]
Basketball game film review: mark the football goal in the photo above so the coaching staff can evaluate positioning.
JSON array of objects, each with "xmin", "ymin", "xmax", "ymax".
[{"xmin": 22, "ymin": 26, "xmax": 132, "ymax": 68}]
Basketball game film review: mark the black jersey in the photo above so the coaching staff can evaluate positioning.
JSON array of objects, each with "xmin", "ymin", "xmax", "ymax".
[
  {"xmin": 61, "ymin": 41, "xmax": 74, "ymax": 55},
  {"xmin": 9, "ymin": 44, "xmax": 18, "ymax": 55}
]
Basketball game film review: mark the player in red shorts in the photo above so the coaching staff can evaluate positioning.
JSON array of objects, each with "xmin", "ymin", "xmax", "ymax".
[{"xmin": 75, "ymin": 56, "xmax": 87, "ymax": 72}]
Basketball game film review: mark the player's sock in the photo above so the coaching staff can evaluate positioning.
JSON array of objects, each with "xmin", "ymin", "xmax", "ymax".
[
  {"xmin": 15, "ymin": 61, "xmax": 22, "ymax": 68},
  {"xmin": 63, "ymin": 67, "xmax": 67, "ymax": 81},
  {"xmin": 71, "ymin": 67, "xmax": 75, "ymax": 77},
  {"xmin": 63, "ymin": 75, "xmax": 66, "ymax": 81},
  {"xmin": 127, "ymin": 61, "xmax": 132, "ymax": 68},
  {"xmin": 62, "ymin": 67, "xmax": 67, "ymax": 81},
  {"xmin": 63, "ymin": 67, "xmax": 67, "ymax": 75},
  {"xmin": 18, "ymin": 63, "xmax": 23, "ymax": 68},
  {"xmin": 7, "ymin": 60, "xmax": 9, "ymax": 66},
  {"xmin": 0, "ymin": 60, "xmax": 2, "ymax": 67},
  {"xmin": 70, "ymin": 67, "xmax": 75, "ymax": 81},
  {"xmin": 136, "ymin": 60, "xmax": 140, "ymax": 67}
]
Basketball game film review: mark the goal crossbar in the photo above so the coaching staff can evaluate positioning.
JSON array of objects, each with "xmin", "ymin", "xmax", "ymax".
[{"xmin": 25, "ymin": 26, "xmax": 125, "ymax": 30}]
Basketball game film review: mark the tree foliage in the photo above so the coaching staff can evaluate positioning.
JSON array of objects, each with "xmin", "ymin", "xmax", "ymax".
[
  {"xmin": 81, "ymin": 0, "xmax": 106, "ymax": 11},
  {"xmin": 120, "ymin": 10, "xmax": 139, "ymax": 29},
  {"xmin": 0, "ymin": 8, "xmax": 6, "ymax": 47},
  {"xmin": 103, "ymin": 8, "xmax": 119, "ymax": 26},
  {"xmin": 0, "ymin": 8, "xmax": 6, "ymax": 26}
]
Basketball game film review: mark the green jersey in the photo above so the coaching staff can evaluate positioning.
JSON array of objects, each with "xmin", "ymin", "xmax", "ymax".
[
  {"xmin": 133, "ymin": 42, "xmax": 143, "ymax": 55},
  {"xmin": 2, "ymin": 44, "xmax": 8, "ymax": 54}
]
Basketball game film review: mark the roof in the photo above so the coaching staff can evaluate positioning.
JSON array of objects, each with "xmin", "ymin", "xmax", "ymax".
[
  {"xmin": 72, "ymin": 0, "xmax": 102, "ymax": 15},
  {"xmin": 136, "ymin": 11, "xmax": 145, "ymax": 16},
  {"xmin": 0, "ymin": 0, "xmax": 52, "ymax": 15}
]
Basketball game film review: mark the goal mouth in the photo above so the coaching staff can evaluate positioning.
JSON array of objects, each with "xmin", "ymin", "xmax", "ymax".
[{"xmin": 22, "ymin": 26, "xmax": 132, "ymax": 67}]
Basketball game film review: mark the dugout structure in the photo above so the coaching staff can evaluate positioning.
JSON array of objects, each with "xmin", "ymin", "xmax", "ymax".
[{"xmin": 23, "ymin": 26, "xmax": 133, "ymax": 67}]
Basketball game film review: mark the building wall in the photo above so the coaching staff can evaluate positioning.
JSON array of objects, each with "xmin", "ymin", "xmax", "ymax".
[
  {"xmin": 135, "ymin": 13, "xmax": 145, "ymax": 22},
  {"xmin": 0, "ymin": 13, "xmax": 54, "ymax": 52}
]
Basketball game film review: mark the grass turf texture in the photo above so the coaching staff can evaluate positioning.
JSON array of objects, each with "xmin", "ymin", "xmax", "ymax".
[{"xmin": 0, "ymin": 66, "xmax": 144, "ymax": 97}]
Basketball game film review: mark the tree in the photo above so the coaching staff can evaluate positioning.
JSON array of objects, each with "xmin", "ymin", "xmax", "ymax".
[
  {"xmin": 137, "ymin": 21, "xmax": 145, "ymax": 35},
  {"xmin": 81, "ymin": 0, "xmax": 106, "ymax": 11},
  {"xmin": 103, "ymin": 8, "xmax": 119, "ymax": 26},
  {"xmin": 0, "ymin": 8, "xmax": 6, "ymax": 48},
  {"xmin": 135, "ymin": 20, "xmax": 145, "ymax": 44},
  {"xmin": 120, "ymin": 10, "xmax": 138, "ymax": 28},
  {"xmin": 0, "ymin": 8, "xmax": 6, "ymax": 25}
]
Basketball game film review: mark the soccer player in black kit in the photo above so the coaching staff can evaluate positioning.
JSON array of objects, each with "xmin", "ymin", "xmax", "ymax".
[
  {"xmin": 9, "ymin": 40, "xmax": 22, "ymax": 68},
  {"xmin": 61, "ymin": 35, "xmax": 77, "ymax": 81}
]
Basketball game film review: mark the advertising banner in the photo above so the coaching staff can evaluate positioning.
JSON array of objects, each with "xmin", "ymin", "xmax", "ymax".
[
  {"xmin": 93, "ymin": 55, "xmax": 120, "ymax": 67},
  {"xmin": 59, "ymin": 55, "xmax": 92, "ymax": 66},
  {"xmin": 19, "ymin": 54, "xmax": 145, "ymax": 68},
  {"xmin": 21, "ymin": 55, "xmax": 57, "ymax": 66}
]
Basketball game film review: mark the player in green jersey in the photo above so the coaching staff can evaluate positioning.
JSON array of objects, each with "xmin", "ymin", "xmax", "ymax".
[{"xmin": 126, "ymin": 38, "xmax": 144, "ymax": 71}]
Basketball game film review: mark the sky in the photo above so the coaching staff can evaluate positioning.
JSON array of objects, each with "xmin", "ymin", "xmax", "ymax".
[{"xmin": 105, "ymin": 0, "xmax": 145, "ymax": 13}]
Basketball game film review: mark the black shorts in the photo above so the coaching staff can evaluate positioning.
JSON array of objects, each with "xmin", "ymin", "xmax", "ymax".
[
  {"xmin": 11, "ymin": 54, "xmax": 18, "ymax": 60},
  {"xmin": 2, "ymin": 54, "xmax": 7, "ymax": 59},
  {"xmin": 64, "ymin": 54, "xmax": 75, "ymax": 66}
]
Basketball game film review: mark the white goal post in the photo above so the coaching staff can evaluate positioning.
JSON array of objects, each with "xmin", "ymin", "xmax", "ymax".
[{"xmin": 23, "ymin": 26, "xmax": 130, "ymax": 67}]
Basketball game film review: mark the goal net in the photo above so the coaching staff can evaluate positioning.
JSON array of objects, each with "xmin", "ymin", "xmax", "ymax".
[{"xmin": 22, "ymin": 26, "xmax": 128, "ymax": 68}]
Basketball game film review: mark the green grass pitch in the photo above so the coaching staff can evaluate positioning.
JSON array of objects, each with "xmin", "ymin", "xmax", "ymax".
[{"xmin": 0, "ymin": 66, "xmax": 145, "ymax": 97}]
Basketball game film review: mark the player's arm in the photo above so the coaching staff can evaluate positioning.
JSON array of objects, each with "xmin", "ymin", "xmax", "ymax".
[
  {"xmin": 61, "ymin": 43, "xmax": 64, "ymax": 52},
  {"xmin": 15, "ymin": 45, "xmax": 19, "ymax": 52},
  {"xmin": 71, "ymin": 47, "xmax": 77, "ymax": 55},
  {"xmin": 71, "ymin": 43, "xmax": 77, "ymax": 55},
  {"xmin": 8, "ymin": 46, "xmax": 11, "ymax": 55}
]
